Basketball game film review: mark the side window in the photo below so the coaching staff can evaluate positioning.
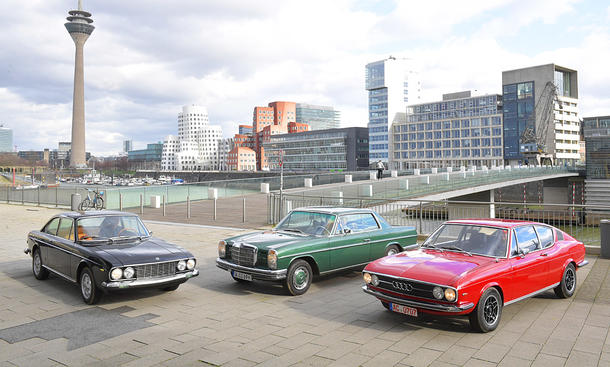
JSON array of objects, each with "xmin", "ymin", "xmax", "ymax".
[
  {"xmin": 510, "ymin": 231, "xmax": 519, "ymax": 256},
  {"xmin": 342, "ymin": 214, "xmax": 379, "ymax": 233},
  {"xmin": 556, "ymin": 229, "xmax": 564, "ymax": 241},
  {"xmin": 515, "ymin": 226, "xmax": 540, "ymax": 253},
  {"xmin": 56, "ymin": 218, "xmax": 74, "ymax": 240},
  {"xmin": 43, "ymin": 218, "xmax": 60, "ymax": 236},
  {"xmin": 535, "ymin": 226, "xmax": 553, "ymax": 248}
]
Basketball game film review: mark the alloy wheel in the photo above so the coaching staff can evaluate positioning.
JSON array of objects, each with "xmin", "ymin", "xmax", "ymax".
[
  {"xmin": 483, "ymin": 295, "xmax": 499, "ymax": 325},
  {"xmin": 565, "ymin": 268, "xmax": 575, "ymax": 292},
  {"xmin": 81, "ymin": 273, "xmax": 92, "ymax": 299}
]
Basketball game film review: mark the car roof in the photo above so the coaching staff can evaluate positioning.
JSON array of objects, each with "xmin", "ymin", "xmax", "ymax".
[
  {"xmin": 55, "ymin": 211, "xmax": 139, "ymax": 219},
  {"xmin": 445, "ymin": 218, "xmax": 548, "ymax": 229},
  {"xmin": 292, "ymin": 207, "xmax": 373, "ymax": 215}
]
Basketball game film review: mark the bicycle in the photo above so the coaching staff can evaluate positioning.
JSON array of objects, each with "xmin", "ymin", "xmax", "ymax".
[{"xmin": 79, "ymin": 189, "xmax": 104, "ymax": 211}]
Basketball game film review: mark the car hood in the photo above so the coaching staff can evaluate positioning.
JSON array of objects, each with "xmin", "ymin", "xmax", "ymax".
[
  {"xmin": 365, "ymin": 248, "xmax": 495, "ymax": 286},
  {"xmin": 229, "ymin": 231, "xmax": 308, "ymax": 250},
  {"xmin": 96, "ymin": 237, "xmax": 191, "ymax": 266}
]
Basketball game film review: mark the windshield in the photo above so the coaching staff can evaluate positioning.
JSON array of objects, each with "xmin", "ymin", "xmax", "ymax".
[
  {"xmin": 275, "ymin": 211, "xmax": 336, "ymax": 236},
  {"xmin": 76, "ymin": 215, "xmax": 150, "ymax": 241},
  {"xmin": 423, "ymin": 224, "xmax": 508, "ymax": 257}
]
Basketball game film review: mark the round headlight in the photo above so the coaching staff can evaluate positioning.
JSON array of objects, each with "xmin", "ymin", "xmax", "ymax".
[
  {"xmin": 267, "ymin": 250, "xmax": 277, "ymax": 270},
  {"xmin": 177, "ymin": 260, "xmax": 187, "ymax": 271},
  {"xmin": 433, "ymin": 286, "xmax": 444, "ymax": 299},
  {"xmin": 110, "ymin": 268, "xmax": 123, "ymax": 281},
  {"xmin": 444, "ymin": 288, "xmax": 456, "ymax": 302},
  {"xmin": 186, "ymin": 259, "xmax": 196, "ymax": 270},
  {"xmin": 363, "ymin": 272, "xmax": 372, "ymax": 284},
  {"xmin": 218, "ymin": 240, "xmax": 226, "ymax": 258},
  {"xmin": 123, "ymin": 267, "xmax": 135, "ymax": 279},
  {"xmin": 371, "ymin": 274, "xmax": 379, "ymax": 286}
]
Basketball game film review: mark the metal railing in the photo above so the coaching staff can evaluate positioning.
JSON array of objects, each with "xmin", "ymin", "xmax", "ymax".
[{"xmin": 268, "ymin": 193, "xmax": 608, "ymax": 247}]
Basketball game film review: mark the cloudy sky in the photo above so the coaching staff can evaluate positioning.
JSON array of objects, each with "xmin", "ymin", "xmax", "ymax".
[{"xmin": 1, "ymin": 0, "xmax": 609, "ymax": 155}]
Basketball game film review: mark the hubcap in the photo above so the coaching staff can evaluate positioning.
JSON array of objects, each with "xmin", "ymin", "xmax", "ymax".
[
  {"xmin": 483, "ymin": 295, "xmax": 499, "ymax": 325},
  {"xmin": 81, "ymin": 273, "xmax": 92, "ymax": 299},
  {"xmin": 566, "ymin": 268, "xmax": 575, "ymax": 292},
  {"xmin": 33, "ymin": 253, "xmax": 41, "ymax": 275},
  {"xmin": 293, "ymin": 267, "xmax": 309, "ymax": 290},
  {"xmin": 387, "ymin": 248, "xmax": 398, "ymax": 256}
]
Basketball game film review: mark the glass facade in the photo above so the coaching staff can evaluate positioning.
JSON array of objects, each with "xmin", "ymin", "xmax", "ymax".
[
  {"xmin": 391, "ymin": 94, "xmax": 503, "ymax": 169},
  {"xmin": 295, "ymin": 103, "xmax": 340, "ymax": 130},
  {"xmin": 0, "ymin": 127, "xmax": 13, "ymax": 152},
  {"xmin": 128, "ymin": 143, "xmax": 163, "ymax": 161},
  {"xmin": 502, "ymin": 81, "xmax": 535, "ymax": 160},
  {"xmin": 583, "ymin": 116, "xmax": 610, "ymax": 179}
]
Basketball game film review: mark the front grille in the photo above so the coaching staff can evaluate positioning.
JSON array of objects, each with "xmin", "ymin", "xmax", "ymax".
[
  {"xmin": 375, "ymin": 275, "xmax": 438, "ymax": 300},
  {"xmin": 230, "ymin": 244, "xmax": 257, "ymax": 267},
  {"xmin": 135, "ymin": 261, "xmax": 177, "ymax": 279}
]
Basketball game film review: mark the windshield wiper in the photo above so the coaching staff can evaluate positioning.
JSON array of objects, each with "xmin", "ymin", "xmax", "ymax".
[
  {"xmin": 281, "ymin": 228, "xmax": 306, "ymax": 235},
  {"xmin": 438, "ymin": 245, "xmax": 472, "ymax": 256}
]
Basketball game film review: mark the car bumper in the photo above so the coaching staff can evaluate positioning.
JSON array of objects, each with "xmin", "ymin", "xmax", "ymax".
[
  {"xmin": 100, "ymin": 269, "xmax": 199, "ymax": 290},
  {"xmin": 216, "ymin": 258, "xmax": 287, "ymax": 281},
  {"xmin": 577, "ymin": 260, "xmax": 589, "ymax": 268},
  {"xmin": 362, "ymin": 285, "xmax": 474, "ymax": 313}
]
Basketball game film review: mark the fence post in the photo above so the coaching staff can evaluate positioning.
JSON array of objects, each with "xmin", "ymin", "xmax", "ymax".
[
  {"xmin": 187, "ymin": 196, "xmax": 191, "ymax": 218},
  {"xmin": 213, "ymin": 198, "xmax": 217, "ymax": 221},
  {"xmin": 242, "ymin": 197, "xmax": 246, "ymax": 223},
  {"xmin": 119, "ymin": 194, "xmax": 123, "ymax": 211},
  {"xmin": 6, "ymin": 186, "xmax": 9, "ymax": 203},
  {"xmin": 21, "ymin": 187, "xmax": 24, "ymax": 205},
  {"xmin": 419, "ymin": 201, "xmax": 423, "ymax": 234},
  {"xmin": 163, "ymin": 195, "xmax": 166, "ymax": 216},
  {"xmin": 55, "ymin": 187, "xmax": 58, "ymax": 207},
  {"xmin": 37, "ymin": 186, "xmax": 40, "ymax": 206},
  {"xmin": 139, "ymin": 194, "xmax": 143, "ymax": 215}
]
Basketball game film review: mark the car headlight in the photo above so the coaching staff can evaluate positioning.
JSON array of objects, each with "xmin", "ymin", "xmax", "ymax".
[
  {"xmin": 218, "ymin": 240, "xmax": 226, "ymax": 258},
  {"xmin": 177, "ymin": 260, "xmax": 187, "ymax": 271},
  {"xmin": 267, "ymin": 250, "xmax": 277, "ymax": 270},
  {"xmin": 110, "ymin": 268, "xmax": 123, "ymax": 281},
  {"xmin": 432, "ymin": 286, "xmax": 443, "ymax": 299},
  {"xmin": 123, "ymin": 267, "xmax": 135, "ymax": 279},
  {"xmin": 363, "ymin": 272, "xmax": 372, "ymax": 284},
  {"xmin": 186, "ymin": 259, "xmax": 196, "ymax": 270},
  {"xmin": 371, "ymin": 274, "xmax": 379, "ymax": 286},
  {"xmin": 444, "ymin": 288, "xmax": 456, "ymax": 302}
]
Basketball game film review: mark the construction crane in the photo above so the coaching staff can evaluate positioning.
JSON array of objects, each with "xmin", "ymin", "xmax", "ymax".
[{"xmin": 519, "ymin": 81, "xmax": 561, "ymax": 166}]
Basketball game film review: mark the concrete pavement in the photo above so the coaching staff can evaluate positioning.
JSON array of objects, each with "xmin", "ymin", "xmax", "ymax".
[{"xmin": 0, "ymin": 203, "xmax": 608, "ymax": 366}]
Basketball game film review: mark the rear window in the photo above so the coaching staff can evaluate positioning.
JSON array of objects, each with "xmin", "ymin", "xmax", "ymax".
[
  {"xmin": 43, "ymin": 218, "xmax": 60, "ymax": 236},
  {"xmin": 535, "ymin": 226, "xmax": 553, "ymax": 248}
]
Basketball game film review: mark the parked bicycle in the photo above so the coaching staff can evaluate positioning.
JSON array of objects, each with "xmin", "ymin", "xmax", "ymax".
[{"xmin": 79, "ymin": 189, "xmax": 104, "ymax": 211}]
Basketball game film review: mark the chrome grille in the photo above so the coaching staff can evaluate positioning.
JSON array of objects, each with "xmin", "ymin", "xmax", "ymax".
[
  {"xmin": 230, "ymin": 244, "xmax": 257, "ymax": 267},
  {"xmin": 135, "ymin": 261, "xmax": 177, "ymax": 279}
]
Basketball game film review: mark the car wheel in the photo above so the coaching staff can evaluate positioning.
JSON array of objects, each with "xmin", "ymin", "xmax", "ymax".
[
  {"xmin": 80, "ymin": 267, "xmax": 102, "ymax": 305},
  {"xmin": 554, "ymin": 263, "xmax": 576, "ymax": 299},
  {"xmin": 385, "ymin": 245, "xmax": 401, "ymax": 256},
  {"xmin": 284, "ymin": 259, "xmax": 313, "ymax": 296},
  {"xmin": 162, "ymin": 284, "xmax": 180, "ymax": 291},
  {"xmin": 469, "ymin": 287, "xmax": 502, "ymax": 333},
  {"xmin": 32, "ymin": 248, "xmax": 49, "ymax": 280}
]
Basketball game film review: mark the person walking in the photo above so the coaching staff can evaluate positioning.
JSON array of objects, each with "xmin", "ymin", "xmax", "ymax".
[{"xmin": 376, "ymin": 160, "xmax": 384, "ymax": 180}]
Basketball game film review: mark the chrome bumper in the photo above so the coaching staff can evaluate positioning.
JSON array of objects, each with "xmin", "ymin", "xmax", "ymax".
[
  {"xmin": 24, "ymin": 248, "xmax": 31, "ymax": 255},
  {"xmin": 101, "ymin": 269, "xmax": 199, "ymax": 289},
  {"xmin": 362, "ymin": 285, "xmax": 474, "ymax": 313},
  {"xmin": 577, "ymin": 260, "xmax": 589, "ymax": 268},
  {"xmin": 216, "ymin": 258, "xmax": 287, "ymax": 280}
]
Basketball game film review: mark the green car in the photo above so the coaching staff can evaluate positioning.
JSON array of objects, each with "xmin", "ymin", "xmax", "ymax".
[{"xmin": 216, "ymin": 207, "xmax": 417, "ymax": 295}]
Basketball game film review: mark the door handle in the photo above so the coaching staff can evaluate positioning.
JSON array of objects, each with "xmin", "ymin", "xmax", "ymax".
[
  {"xmin": 363, "ymin": 238, "xmax": 370, "ymax": 242},
  {"xmin": 540, "ymin": 253, "xmax": 548, "ymax": 257}
]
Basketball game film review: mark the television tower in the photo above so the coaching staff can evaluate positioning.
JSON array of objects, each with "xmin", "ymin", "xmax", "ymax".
[{"xmin": 65, "ymin": 0, "xmax": 94, "ymax": 168}]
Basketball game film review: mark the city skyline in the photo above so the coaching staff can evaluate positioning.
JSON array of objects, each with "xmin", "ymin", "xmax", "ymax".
[{"xmin": 1, "ymin": 0, "xmax": 609, "ymax": 156}]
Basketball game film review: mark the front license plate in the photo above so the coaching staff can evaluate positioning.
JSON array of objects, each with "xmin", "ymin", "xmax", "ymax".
[
  {"xmin": 390, "ymin": 303, "xmax": 418, "ymax": 317},
  {"xmin": 232, "ymin": 270, "xmax": 252, "ymax": 281}
]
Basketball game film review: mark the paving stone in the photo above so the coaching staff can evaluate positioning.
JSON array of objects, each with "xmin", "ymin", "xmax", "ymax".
[
  {"xmin": 531, "ymin": 353, "xmax": 567, "ymax": 367},
  {"xmin": 498, "ymin": 355, "xmax": 533, "ymax": 367},
  {"xmin": 507, "ymin": 340, "xmax": 542, "ymax": 361},
  {"xmin": 437, "ymin": 345, "xmax": 477, "ymax": 365},
  {"xmin": 399, "ymin": 347, "xmax": 442, "ymax": 367},
  {"xmin": 315, "ymin": 340, "xmax": 360, "ymax": 360},
  {"xmin": 540, "ymin": 337, "xmax": 574, "ymax": 358},
  {"xmin": 565, "ymin": 350, "xmax": 599, "ymax": 367}
]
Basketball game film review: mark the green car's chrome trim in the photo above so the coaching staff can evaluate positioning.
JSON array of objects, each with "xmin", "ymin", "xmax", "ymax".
[
  {"xmin": 363, "ymin": 285, "xmax": 474, "ymax": 312},
  {"xmin": 216, "ymin": 258, "xmax": 288, "ymax": 280},
  {"xmin": 318, "ymin": 261, "xmax": 370, "ymax": 275}
]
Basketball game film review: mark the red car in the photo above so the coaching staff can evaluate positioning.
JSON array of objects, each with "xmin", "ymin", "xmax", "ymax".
[{"xmin": 362, "ymin": 219, "xmax": 587, "ymax": 332}]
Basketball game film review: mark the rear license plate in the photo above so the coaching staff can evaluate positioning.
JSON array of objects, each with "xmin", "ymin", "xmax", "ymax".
[
  {"xmin": 390, "ymin": 303, "xmax": 418, "ymax": 317},
  {"xmin": 232, "ymin": 270, "xmax": 252, "ymax": 281}
]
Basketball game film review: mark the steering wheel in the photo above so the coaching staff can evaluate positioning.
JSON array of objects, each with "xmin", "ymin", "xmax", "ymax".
[
  {"xmin": 315, "ymin": 226, "xmax": 331, "ymax": 236},
  {"xmin": 118, "ymin": 228, "xmax": 138, "ymax": 236}
]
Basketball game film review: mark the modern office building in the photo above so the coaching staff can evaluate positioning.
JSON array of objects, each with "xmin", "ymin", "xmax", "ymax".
[
  {"xmin": 127, "ymin": 142, "xmax": 163, "ymax": 170},
  {"xmin": 582, "ymin": 116, "xmax": 610, "ymax": 208},
  {"xmin": 238, "ymin": 125, "xmax": 252, "ymax": 135},
  {"xmin": 295, "ymin": 103, "xmax": 340, "ymax": 130},
  {"xmin": 161, "ymin": 105, "xmax": 223, "ymax": 171},
  {"xmin": 365, "ymin": 57, "xmax": 421, "ymax": 163},
  {"xmin": 123, "ymin": 140, "xmax": 133, "ymax": 153},
  {"xmin": 390, "ymin": 91, "xmax": 503, "ymax": 169},
  {"xmin": 0, "ymin": 125, "xmax": 13, "ymax": 152},
  {"xmin": 263, "ymin": 127, "xmax": 369, "ymax": 172},
  {"xmin": 227, "ymin": 146, "xmax": 257, "ymax": 171},
  {"xmin": 502, "ymin": 64, "xmax": 579, "ymax": 165}
]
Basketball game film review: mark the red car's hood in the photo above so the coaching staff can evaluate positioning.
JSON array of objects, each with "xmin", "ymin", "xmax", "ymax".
[{"xmin": 365, "ymin": 249, "xmax": 495, "ymax": 286}]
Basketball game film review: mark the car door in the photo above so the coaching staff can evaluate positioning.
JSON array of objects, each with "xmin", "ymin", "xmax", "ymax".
[
  {"xmin": 535, "ymin": 225, "xmax": 561, "ymax": 286},
  {"xmin": 37, "ymin": 218, "xmax": 60, "ymax": 266},
  {"xmin": 508, "ymin": 225, "xmax": 548, "ymax": 300},
  {"xmin": 329, "ymin": 213, "xmax": 375, "ymax": 269},
  {"xmin": 53, "ymin": 217, "xmax": 77, "ymax": 279}
]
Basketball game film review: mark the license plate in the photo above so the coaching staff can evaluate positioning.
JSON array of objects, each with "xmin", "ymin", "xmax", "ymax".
[
  {"xmin": 232, "ymin": 270, "xmax": 252, "ymax": 281},
  {"xmin": 390, "ymin": 303, "xmax": 418, "ymax": 317}
]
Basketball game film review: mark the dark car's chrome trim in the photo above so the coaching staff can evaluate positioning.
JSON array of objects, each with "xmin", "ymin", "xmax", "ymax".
[
  {"xmin": 24, "ymin": 248, "xmax": 31, "ymax": 254},
  {"xmin": 42, "ymin": 265, "xmax": 77, "ymax": 283},
  {"xmin": 363, "ymin": 286, "xmax": 473, "ymax": 312},
  {"xmin": 101, "ymin": 269, "xmax": 198, "ymax": 289},
  {"xmin": 577, "ymin": 260, "xmax": 589, "ymax": 268},
  {"xmin": 29, "ymin": 236, "xmax": 103, "ymax": 267},
  {"xmin": 216, "ymin": 258, "xmax": 287, "ymax": 280},
  {"xmin": 503, "ymin": 282, "xmax": 560, "ymax": 306}
]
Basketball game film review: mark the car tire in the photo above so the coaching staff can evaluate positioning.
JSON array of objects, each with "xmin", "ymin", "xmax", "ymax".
[
  {"xmin": 385, "ymin": 245, "xmax": 401, "ymax": 256},
  {"xmin": 80, "ymin": 267, "xmax": 102, "ymax": 305},
  {"xmin": 554, "ymin": 263, "xmax": 576, "ymax": 299},
  {"xmin": 162, "ymin": 284, "xmax": 180, "ymax": 291},
  {"xmin": 469, "ymin": 287, "xmax": 502, "ymax": 333},
  {"xmin": 32, "ymin": 248, "xmax": 49, "ymax": 280},
  {"xmin": 284, "ymin": 259, "xmax": 313, "ymax": 296}
]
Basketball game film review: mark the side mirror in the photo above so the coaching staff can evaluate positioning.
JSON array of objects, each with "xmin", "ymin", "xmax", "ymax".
[
  {"xmin": 343, "ymin": 228, "xmax": 352, "ymax": 234},
  {"xmin": 519, "ymin": 248, "xmax": 530, "ymax": 256},
  {"xmin": 149, "ymin": 231, "xmax": 153, "ymax": 235}
]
